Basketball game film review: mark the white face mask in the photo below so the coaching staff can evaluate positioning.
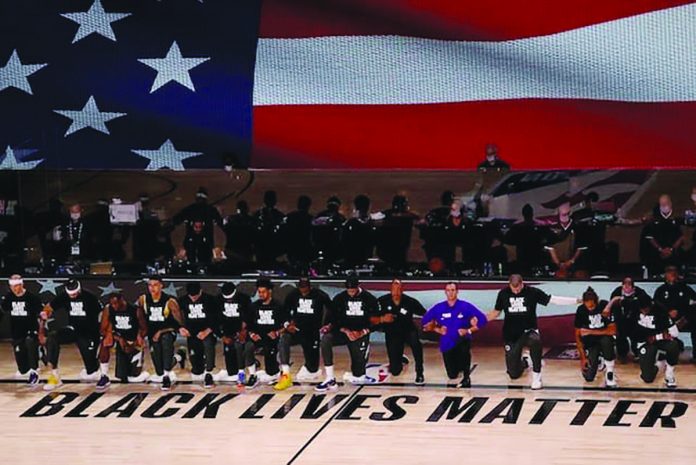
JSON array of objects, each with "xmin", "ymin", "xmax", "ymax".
[
  {"xmin": 70, "ymin": 212, "xmax": 81, "ymax": 221},
  {"xmin": 691, "ymin": 194, "xmax": 696, "ymax": 203},
  {"xmin": 486, "ymin": 155, "xmax": 496, "ymax": 162},
  {"xmin": 660, "ymin": 206, "xmax": 672, "ymax": 216},
  {"xmin": 450, "ymin": 208, "xmax": 461, "ymax": 218}
]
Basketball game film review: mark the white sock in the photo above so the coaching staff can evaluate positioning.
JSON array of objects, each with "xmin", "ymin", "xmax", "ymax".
[
  {"xmin": 605, "ymin": 360, "xmax": 615, "ymax": 373},
  {"xmin": 325, "ymin": 365, "xmax": 335, "ymax": 380},
  {"xmin": 248, "ymin": 365, "xmax": 256, "ymax": 375},
  {"xmin": 666, "ymin": 364, "xmax": 676, "ymax": 378},
  {"xmin": 281, "ymin": 364, "xmax": 290, "ymax": 374},
  {"xmin": 164, "ymin": 370, "xmax": 171, "ymax": 377},
  {"xmin": 100, "ymin": 363, "xmax": 109, "ymax": 376}
]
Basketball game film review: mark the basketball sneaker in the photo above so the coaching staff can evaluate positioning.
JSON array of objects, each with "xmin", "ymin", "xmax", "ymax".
[
  {"xmin": 204, "ymin": 373, "xmax": 214, "ymax": 389},
  {"xmin": 237, "ymin": 371, "xmax": 246, "ymax": 389},
  {"xmin": 351, "ymin": 375, "xmax": 377, "ymax": 385},
  {"xmin": 214, "ymin": 370, "xmax": 239, "ymax": 383},
  {"xmin": 401, "ymin": 355, "xmax": 410, "ymax": 366},
  {"xmin": 96, "ymin": 374, "xmax": 111, "ymax": 390},
  {"xmin": 28, "ymin": 370, "xmax": 40, "ymax": 386},
  {"xmin": 415, "ymin": 373, "xmax": 425, "ymax": 386},
  {"xmin": 315, "ymin": 378, "xmax": 338, "ymax": 392},
  {"xmin": 458, "ymin": 377, "xmax": 471, "ymax": 388},
  {"xmin": 259, "ymin": 371, "xmax": 279, "ymax": 385},
  {"xmin": 128, "ymin": 371, "xmax": 150, "ymax": 383},
  {"xmin": 79, "ymin": 369, "xmax": 101, "ymax": 383},
  {"xmin": 246, "ymin": 374, "xmax": 259, "ymax": 389},
  {"xmin": 665, "ymin": 364, "xmax": 677, "ymax": 389},
  {"xmin": 274, "ymin": 373, "xmax": 293, "ymax": 391},
  {"xmin": 43, "ymin": 373, "xmax": 62, "ymax": 391},
  {"xmin": 605, "ymin": 371, "xmax": 617, "ymax": 388},
  {"xmin": 161, "ymin": 375, "xmax": 172, "ymax": 391},
  {"xmin": 531, "ymin": 371, "xmax": 543, "ymax": 390},
  {"xmin": 148, "ymin": 374, "xmax": 163, "ymax": 383},
  {"xmin": 296, "ymin": 366, "xmax": 321, "ymax": 382},
  {"xmin": 175, "ymin": 348, "xmax": 187, "ymax": 369}
]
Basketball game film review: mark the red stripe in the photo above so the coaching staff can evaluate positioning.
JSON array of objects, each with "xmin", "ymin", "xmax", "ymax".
[
  {"xmin": 252, "ymin": 100, "xmax": 696, "ymax": 170},
  {"xmin": 259, "ymin": 0, "xmax": 693, "ymax": 40}
]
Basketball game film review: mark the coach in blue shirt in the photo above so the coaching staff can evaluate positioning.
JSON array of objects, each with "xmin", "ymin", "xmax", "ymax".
[{"xmin": 422, "ymin": 282, "xmax": 487, "ymax": 387}]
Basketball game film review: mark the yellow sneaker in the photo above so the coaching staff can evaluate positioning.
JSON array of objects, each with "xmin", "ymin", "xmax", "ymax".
[
  {"xmin": 274, "ymin": 373, "xmax": 293, "ymax": 391},
  {"xmin": 43, "ymin": 373, "xmax": 62, "ymax": 391}
]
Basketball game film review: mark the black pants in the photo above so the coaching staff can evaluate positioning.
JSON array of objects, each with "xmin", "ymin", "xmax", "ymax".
[
  {"xmin": 278, "ymin": 331, "xmax": 321, "ymax": 373},
  {"xmin": 12, "ymin": 334, "xmax": 39, "ymax": 374},
  {"xmin": 505, "ymin": 330, "xmax": 542, "ymax": 379},
  {"xmin": 149, "ymin": 331, "xmax": 176, "ymax": 376},
  {"xmin": 615, "ymin": 314, "xmax": 637, "ymax": 358},
  {"xmin": 46, "ymin": 327, "xmax": 99, "ymax": 373},
  {"xmin": 442, "ymin": 338, "xmax": 471, "ymax": 380},
  {"xmin": 581, "ymin": 335, "xmax": 615, "ymax": 381},
  {"xmin": 320, "ymin": 331, "xmax": 370, "ymax": 377},
  {"xmin": 222, "ymin": 336, "xmax": 245, "ymax": 374},
  {"xmin": 115, "ymin": 344, "xmax": 144, "ymax": 380},
  {"xmin": 187, "ymin": 334, "xmax": 217, "ymax": 375},
  {"xmin": 244, "ymin": 337, "xmax": 280, "ymax": 376},
  {"xmin": 639, "ymin": 339, "xmax": 680, "ymax": 383},
  {"xmin": 385, "ymin": 329, "xmax": 424, "ymax": 376}
]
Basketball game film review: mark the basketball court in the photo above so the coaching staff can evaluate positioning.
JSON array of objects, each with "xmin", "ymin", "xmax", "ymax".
[{"xmin": 2, "ymin": 342, "xmax": 694, "ymax": 465}]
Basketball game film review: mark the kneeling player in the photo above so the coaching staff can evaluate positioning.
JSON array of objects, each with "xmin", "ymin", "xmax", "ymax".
[
  {"xmin": 179, "ymin": 282, "xmax": 218, "ymax": 388},
  {"xmin": 574, "ymin": 288, "xmax": 619, "ymax": 388},
  {"xmin": 215, "ymin": 282, "xmax": 251, "ymax": 385},
  {"xmin": 1, "ymin": 275, "xmax": 42, "ymax": 385},
  {"xmin": 633, "ymin": 298, "xmax": 680, "ymax": 388},
  {"xmin": 97, "ymin": 293, "xmax": 149, "ymax": 389},
  {"xmin": 422, "ymin": 282, "xmax": 487, "ymax": 387}
]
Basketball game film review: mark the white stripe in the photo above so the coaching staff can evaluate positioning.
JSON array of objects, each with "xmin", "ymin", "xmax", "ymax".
[{"xmin": 254, "ymin": 4, "xmax": 696, "ymax": 105}]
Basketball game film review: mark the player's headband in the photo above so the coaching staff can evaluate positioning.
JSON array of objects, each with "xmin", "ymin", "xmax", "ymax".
[
  {"xmin": 8, "ymin": 277, "xmax": 23, "ymax": 286},
  {"xmin": 66, "ymin": 282, "xmax": 81, "ymax": 296}
]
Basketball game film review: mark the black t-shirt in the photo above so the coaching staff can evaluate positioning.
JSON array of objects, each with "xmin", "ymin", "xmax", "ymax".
[
  {"xmin": 574, "ymin": 300, "xmax": 614, "ymax": 345},
  {"xmin": 179, "ymin": 293, "xmax": 218, "ymax": 334},
  {"xmin": 376, "ymin": 293, "xmax": 426, "ymax": 334},
  {"xmin": 247, "ymin": 299, "xmax": 289, "ymax": 335},
  {"xmin": 644, "ymin": 214, "xmax": 682, "ymax": 248},
  {"xmin": 141, "ymin": 293, "xmax": 179, "ymax": 337},
  {"xmin": 653, "ymin": 282, "xmax": 696, "ymax": 317},
  {"xmin": 610, "ymin": 286, "xmax": 650, "ymax": 319},
  {"xmin": 631, "ymin": 306, "xmax": 671, "ymax": 343},
  {"xmin": 49, "ymin": 290, "xmax": 102, "ymax": 335},
  {"xmin": 494, "ymin": 286, "xmax": 552, "ymax": 342},
  {"xmin": 330, "ymin": 289, "xmax": 378, "ymax": 331},
  {"xmin": 284, "ymin": 288, "xmax": 332, "ymax": 331},
  {"xmin": 217, "ymin": 291, "xmax": 251, "ymax": 336},
  {"xmin": 108, "ymin": 303, "xmax": 140, "ymax": 341},
  {"xmin": 0, "ymin": 291, "xmax": 42, "ymax": 339}
]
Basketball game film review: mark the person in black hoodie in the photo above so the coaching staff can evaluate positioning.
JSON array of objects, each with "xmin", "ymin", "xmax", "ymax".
[
  {"xmin": 179, "ymin": 282, "xmax": 219, "ymax": 388},
  {"xmin": 215, "ymin": 282, "xmax": 251, "ymax": 384},
  {"xmin": 632, "ymin": 296, "xmax": 680, "ymax": 388},
  {"xmin": 316, "ymin": 276, "xmax": 379, "ymax": 392},
  {"xmin": 609, "ymin": 276, "xmax": 651, "ymax": 361},
  {"xmin": 652, "ymin": 266, "xmax": 696, "ymax": 361}
]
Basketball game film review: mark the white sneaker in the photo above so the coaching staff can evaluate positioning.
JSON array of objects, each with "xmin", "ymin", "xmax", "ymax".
[
  {"xmin": 79, "ymin": 369, "xmax": 101, "ymax": 382},
  {"xmin": 665, "ymin": 364, "xmax": 677, "ymax": 389},
  {"xmin": 258, "ymin": 371, "xmax": 279, "ymax": 384},
  {"xmin": 296, "ymin": 366, "xmax": 321, "ymax": 382},
  {"xmin": 597, "ymin": 357, "xmax": 606, "ymax": 372},
  {"xmin": 14, "ymin": 370, "xmax": 28, "ymax": 379},
  {"xmin": 128, "ymin": 371, "xmax": 150, "ymax": 383},
  {"xmin": 531, "ymin": 371, "xmax": 543, "ymax": 390},
  {"xmin": 213, "ymin": 370, "xmax": 239, "ymax": 383},
  {"xmin": 351, "ymin": 374, "xmax": 377, "ymax": 385},
  {"xmin": 605, "ymin": 371, "xmax": 617, "ymax": 388},
  {"xmin": 149, "ymin": 374, "xmax": 164, "ymax": 384},
  {"xmin": 190, "ymin": 373, "xmax": 205, "ymax": 382},
  {"xmin": 168, "ymin": 371, "xmax": 178, "ymax": 383}
]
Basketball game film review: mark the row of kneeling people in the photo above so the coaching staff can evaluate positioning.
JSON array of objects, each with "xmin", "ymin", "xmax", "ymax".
[{"xmin": 1, "ymin": 269, "xmax": 694, "ymax": 391}]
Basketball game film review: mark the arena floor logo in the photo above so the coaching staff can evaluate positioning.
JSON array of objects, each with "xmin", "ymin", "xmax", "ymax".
[{"xmin": 19, "ymin": 390, "xmax": 688, "ymax": 428}]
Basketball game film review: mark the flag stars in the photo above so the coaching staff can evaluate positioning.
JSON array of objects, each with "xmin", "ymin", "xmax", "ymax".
[
  {"xmin": 0, "ymin": 146, "xmax": 44, "ymax": 170},
  {"xmin": 61, "ymin": 0, "xmax": 131, "ymax": 43},
  {"xmin": 138, "ymin": 41, "xmax": 210, "ymax": 93},
  {"xmin": 54, "ymin": 96, "xmax": 126, "ymax": 137},
  {"xmin": 0, "ymin": 50, "xmax": 47, "ymax": 95},
  {"xmin": 132, "ymin": 139, "xmax": 202, "ymax": 170}
]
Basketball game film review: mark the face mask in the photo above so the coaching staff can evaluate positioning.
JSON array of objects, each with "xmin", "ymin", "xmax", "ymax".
[
  {"xmin": 450, "ymin": 208, "xmax": 461, "ymax": 218},
  {"xmin": 691, "ymin": 194, "xmax": 696, "ymax": 202},
  {"xmin": 560, "ymin": 213, "xmax": 570, "ymax": 223},
  {"xmin": 486, "ymin": 155, "xmax": 496, "ymax": 162},
  {"xmin": 660, "ymin": 206, "xmax": 672, "ymax": 215},
  {"xmin": 622, "ymin": 288, "xmax": 635, "ymax": 297},
  {"xmin": 70, "ymin": 213, "xmax": 81, "ymax": 221}
]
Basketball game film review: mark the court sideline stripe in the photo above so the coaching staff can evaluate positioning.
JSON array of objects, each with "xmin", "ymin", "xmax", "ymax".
[{"xmin": 286, "ymin": 385, "xmax": 364, "ymax": 465}]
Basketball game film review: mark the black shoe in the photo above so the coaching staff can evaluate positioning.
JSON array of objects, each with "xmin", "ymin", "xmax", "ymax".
[
  {"xmin": 176, "ymin": 348, "xmax": 187, "ymax": 369},
  {"xmin": 401, "ymin": 355, "xmax": 410, "ymax": 365},
  {"xmin": 458, "ymin": 377, "xmax": 471, "ymax": 388},
  {"xmin": 246, "ymin": 374, "xmax": 259, "ymax": 388},
  {"xmin": 204, "ymin": 373, "xmax": 214, "ymax": 389},
  {"xmin": 96, "ymin": 374, "xmax": 111, "ymax": 390},
  {"xmin": 415, "ymin": 373, "xmax": 425, "ymax": 386},
  {"xmin": 161, "ymin": 375, "xmax": 172, "ymax": 391}
]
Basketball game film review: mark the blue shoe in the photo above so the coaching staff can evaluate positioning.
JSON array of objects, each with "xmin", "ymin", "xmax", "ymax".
[
  {"xmin": 28, "ymin": 370, "xmax": 40, "ymax": 386},
  {"xmin": 96, "ymin": 374, "xmax": 111, "ymax": 390},
  {"xmin": 315, "ymin": 378, "xmax": 338, "ymax": 392}
]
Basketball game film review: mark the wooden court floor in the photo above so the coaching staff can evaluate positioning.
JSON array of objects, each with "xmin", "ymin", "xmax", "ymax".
[{"xmin": 1, "ymin": 342, "xmax": 696, "ymax": 465}]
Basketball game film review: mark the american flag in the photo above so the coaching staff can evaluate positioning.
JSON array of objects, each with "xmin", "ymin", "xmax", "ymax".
[{"xmin": 1, "ymin": 0, "xmax": 696, "ymax": 171}]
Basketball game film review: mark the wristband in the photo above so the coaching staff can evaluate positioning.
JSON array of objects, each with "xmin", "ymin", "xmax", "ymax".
[{"xmin": 656, "ymin": 333, "xmax": 664, "ymax": 341}]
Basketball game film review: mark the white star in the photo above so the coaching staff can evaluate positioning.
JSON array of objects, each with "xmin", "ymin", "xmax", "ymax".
[
  {"xmin": 61, "ymin": 0, "xmax": 131, "ymax": 43},
  {"xmin": 132, "ymin": 139, "xmax": 202, "ymax": 171},
  {"xmin": 0, "ymin": 50, "xmax": 47, "ymax": 95},
  {"xmin": 138, "ymin": 41, "xmax": 210, "ymax": 93},
  {"xmin": 54, "ymin": 95, "xmax": 126, "ymax": 136},
  {"xmin": 36, "ymin": 279, "xmax": 63, "ymax": 296},
  {"xmin": 164, "ymin": 283, "xmax": 182, "ymax": 297},
  {"xmin": 0, "ymin": 146, "xmax": 43, "ymax": 170},
  {"xmin": 98, "ymin": 282, "xmax": 123, "ymax": 297}
]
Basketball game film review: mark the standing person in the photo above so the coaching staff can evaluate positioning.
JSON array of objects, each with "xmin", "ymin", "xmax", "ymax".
[
  {"xmin": 375, "ymin": 195, "xmax": 419, "ymax": 271},
  {"xmin": 253, "ymin": 190, "xmax": 285, "ymax": 266},
  {"xmin": 610, "ymin": 277, "xmax": 650, "ymax": 361},
  {"xmin": 653, "ymin": 266, "xmax": 696, "ymax": 361},
  {"xmin": 312, "ymin": 196, "xmax": 346, "ymax": 265},
  {"xmin": 340, "ymin": 195, "xmax": 376, "ymax": 267},
  {"xmin": 39, "ymin": 279, "xmax": 102, "ymax": 390},
  {"xmin": 503, "ymin": 204, "xmax": 552, "ymax": 275},
  {"xmin": 61, "ymin": 204, "xmax": 92, "ymax": 261},
  {"xmin": 214, "ymin": 282, "xmax": 251, "ymax": 384},
  {"xmin": 280, "ymin": 277, "xmax": 332, "ymax": 385},
  {"xmin": 632, "ymin": 298, "xmax": 680, "ymax": 388},
  {"xmin": 243, "ymin": 279, "xmax": 290, "ymax": 388},
  {"xmin": 487, "ymin": 274, "xmax": 580, "ymax": 389},
  {"xmin": 179, "ymin": 282, "xmax": 219, "ymax": 388},
  {"xmin": 0, "ymin": 275, "xmax": 42, "ymax": 385},
  {"xmin": 422, "ymin": 282, "xmax": 487, "ymax": 387},
  {"xmin": 477, "ymin": 143, "xmax": 510, "ymax": 172},
  {"xmin": 316, "ymin": 276, "xmax": 379, "ymax": 392},
  {"xmin": 136, "ymin": 277, "xmax": 184, "ymax": 391},
  {"xmin": 283, "ymin": 195, "xmax": 315, "ymax": 270},
  {"xmin": 643, "ymin": 194, "xmax": 684, "ymax": 275},
  {"xmin": 171, "ymin": 187, "xmax": 223, "ymax": 260},
  {"xmin": 96, "ymin": 293, "xmax": 149, "ymax": 389},
  {"xmin": 375, "ymin": 278, "xmax": 426, "ymax": 384},
  {"xmin": 574, "ymin": 287, "xmax": 619, "ymax": 388}
]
